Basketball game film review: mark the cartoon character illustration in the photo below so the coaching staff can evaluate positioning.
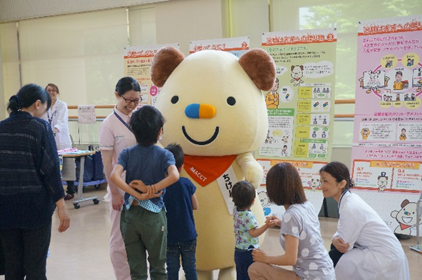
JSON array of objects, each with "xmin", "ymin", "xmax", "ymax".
[
  {"xmin": 313, "ymin": 117, "xmax": 318, "ymax": 124},
  {"xmin": 321, "ymin": 131, "xmax": 327, "ymax": 138},
  {"xmin": 258, "ymin": 191, "xmax": 272, "ymax": 216},
  {"xmin": 411, "ymin": 93, "xmax": 416, "ymax": 101},
  {"xmin": 377, "ymin": 171, "xmax": 389, "ymax": 192},
  {"xmin": 290, "ymin": 65, "xmax": 304, "ymax": 87},
  {"xmin": 390, "ymin": 199, "xmax": 421, "ymax": 236},
  {"xmin": 385, "ymin": 59, "xmax": 393, "ymax": 68},
  {"xmin": 399, "ymin": 128, "xmax": 406, "ymax": 141},
  {"xmin": 407, "ymin": 58, "xmax": 414, "ymax": 67},
  {"xmin": 312, "ymin": 131, "xmax": 317, "ymax": 138},
  {"xmin": 393, "ymin": 71, "xmax": 404, "ymax": 90},
  {"xmin": 396, "ymin": 93, "xmax": 401, "ymax": 101},
  {"xmin": 322, "ymin": 116, "xmax": 327, "ymax": 125},
  {"xmin": 361, "ymin": 128, "xmax": 370, "ymax": 140},
  {"xmin": 308, "ymin": 178, "xmax": 320, "ymax": 191},
  {"xmin": 281, "ymin": 145, "xmax": 288, "ymax": 157},
  {"xmin": 311, "ymin": 143, "xmax": 317, "ymax": 150},
  {"xmin": 265, "ymin": 77, "xmax": 279, "ymax": 109},
  {"xmin": 358, "ymin": 70, "xmax": 389, "ymax": 93},
  {"xmin": 152, "ymin": 47, "xmax": 275, "ymax": 279}
]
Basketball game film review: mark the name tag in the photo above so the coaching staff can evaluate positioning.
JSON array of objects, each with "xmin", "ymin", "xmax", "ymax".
[{"xmin": 216, "ymin": 166, "xmax": 238, "ymax": 215}]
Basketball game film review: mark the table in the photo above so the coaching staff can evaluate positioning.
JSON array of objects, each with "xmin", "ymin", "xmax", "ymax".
[{"xmin": 62, "ymin": 151, "xmax": 100, "ymax": 209}]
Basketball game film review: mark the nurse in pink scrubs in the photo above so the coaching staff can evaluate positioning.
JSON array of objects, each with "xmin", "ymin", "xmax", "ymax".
[{"xmin": 99, "ymin": 77, "xmax": 141, "ymax": 280}]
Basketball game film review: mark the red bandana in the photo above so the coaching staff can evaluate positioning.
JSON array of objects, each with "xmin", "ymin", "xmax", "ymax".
[
  {"xmin": 400, "ymin": 223, "xmax": 411, "ymax": 230},
  {"xmin": 184, "ymin": 155, "xmax": 237, "ymax": 187}
]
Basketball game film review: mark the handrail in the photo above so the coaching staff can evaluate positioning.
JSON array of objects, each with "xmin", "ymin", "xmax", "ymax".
[{"xmin": 67, "ymin": 99, "xmax": 357, "ymax": 120}]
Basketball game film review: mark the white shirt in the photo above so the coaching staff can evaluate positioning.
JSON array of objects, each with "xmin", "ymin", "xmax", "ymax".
[
  {"xmin": 334, "ymin": 191, "xmax": 410, "ymax": 280},
  {"xmin": 42, "ymin": 99, "xmax": 72, "ymax": 150}
]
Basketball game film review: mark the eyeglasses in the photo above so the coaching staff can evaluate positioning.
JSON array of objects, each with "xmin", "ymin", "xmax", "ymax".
[{"xmin": 121, "ymin": 95, "xmax": 142, "ymax": 105}]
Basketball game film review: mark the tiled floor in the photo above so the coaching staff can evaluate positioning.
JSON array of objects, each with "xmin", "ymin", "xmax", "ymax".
[{"xmin": 5, "ymin": 187, "xmax": 420, "ymax": 280}]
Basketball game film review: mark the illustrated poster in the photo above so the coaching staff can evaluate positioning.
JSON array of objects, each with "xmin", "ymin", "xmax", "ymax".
[
  {"xmin": 352, "ymin": 15, "xmax": 422, "ymax": 235},
  {"xmin": 124, "ymin": 44, "xmax": 179, "ymax": 106},
  {"xmin": 257, "ymin": 29, "xmax": 337, "ymax": 217}
]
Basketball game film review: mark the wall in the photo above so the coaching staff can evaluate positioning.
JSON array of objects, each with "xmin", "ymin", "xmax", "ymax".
[{"xmin": 0, "ymin": 0, "xmax": 168, "ymax": 22}]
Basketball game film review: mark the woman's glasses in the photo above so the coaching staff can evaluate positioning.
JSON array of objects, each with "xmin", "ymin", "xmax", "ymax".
[{"xmin": 121, "ymin": 95, "xmax": 142, "ymax": 105}]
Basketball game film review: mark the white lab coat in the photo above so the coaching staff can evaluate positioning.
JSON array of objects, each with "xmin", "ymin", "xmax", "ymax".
[
  {"xmin": 334, "ymin": 191, "xmax": 410, "ymax": 280},
  {"xmin": 42, "ymin": 99, "xmax": 72, "ymax": 150}
]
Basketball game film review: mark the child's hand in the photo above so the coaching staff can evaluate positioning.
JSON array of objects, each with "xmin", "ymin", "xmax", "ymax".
[
  {"xmin": 135, "ymin": 187, "xmax": 162, "ymax": 201},
  {"xmin": 147, "ymin": 184, "xmax": 158, "ymax": 194},
  {"xmin": 129, "ymin": 180, "xmax": 148, "ymax": 193}
]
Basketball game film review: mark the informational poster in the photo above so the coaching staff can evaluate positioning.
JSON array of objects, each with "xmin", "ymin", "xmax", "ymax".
[
  {"xmin": 189, "ymin": 36, "xmax": 249, "ymax": 57},
  {"xmin": 257, "ymin": 29, "xmax": 337, "ymax": 217},
  {"xmin": 77, "ymin": 105, "xmax": 96, "ymax": 124},
  {"xmin": 124, "ymin": 44, "xmax": 179, "ymax": 106},
  {"xmin": 351, "ymin": 15, "xmax": 422, "ymax": 235},
  {"xmin": 256, "ymin": 159, "xmax": 328, "ymax": 218}
]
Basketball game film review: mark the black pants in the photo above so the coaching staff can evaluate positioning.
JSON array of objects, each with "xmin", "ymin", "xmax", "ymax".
[
  {"xmin": 0, "ymin": 221, "xmax": 51, "ymax": 280},
  {"xmin": 329, "ymin": 243, "xmax": 344, "ymax": 267},
  {"xmin": 66, "ymin": 181, "xmax": 75, "ymax": 195}
]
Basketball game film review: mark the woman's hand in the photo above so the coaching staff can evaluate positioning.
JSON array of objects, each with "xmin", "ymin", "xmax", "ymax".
[
  {"xmin": 111, "ymin": 192, "xmax": 124, "ymax": 211},
  {"xmin": 332, "ymin": 236, "xmax": 349, "ymax": 253},
  {"xmin": 265, "ymin": 215, "xmax": 282, "ymax": 227},
  {"xmin": 252, "ymin": 248, "xmax": 268, "ymax": 263},
  {"xmin": 56, "ymin": 198, "xmax": 70, "ymax": 232}
]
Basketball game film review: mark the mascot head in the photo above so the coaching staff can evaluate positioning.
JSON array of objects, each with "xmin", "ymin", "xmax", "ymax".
[{"xmin": 152, "ymin": 47, "xmax": 276, "ymax": 156}]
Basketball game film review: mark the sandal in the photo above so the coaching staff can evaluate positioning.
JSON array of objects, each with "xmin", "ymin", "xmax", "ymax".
[{"xmin": 64, "ymin": 194, "xmax": 74, "ymax": 200}]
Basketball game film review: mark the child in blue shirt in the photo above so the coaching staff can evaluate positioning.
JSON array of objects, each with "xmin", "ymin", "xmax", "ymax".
[
  {"xmin": 232, "ymin": 181, "xmax": 270, "ymax": 280},
  {"xmin": 111, "ymin": 105, "xmax": 179, "ymax": 280},
  {"xmin": 163, "ymin": 143, "xmax": 199, "ymax": 280}
]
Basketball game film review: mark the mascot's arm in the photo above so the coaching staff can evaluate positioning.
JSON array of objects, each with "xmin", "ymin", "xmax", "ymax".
[{"xmin": 236, "ymin": 152, "xmax": 263, "ymax": 188}]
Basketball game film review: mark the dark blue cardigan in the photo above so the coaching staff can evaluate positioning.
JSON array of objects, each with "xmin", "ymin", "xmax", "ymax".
[{"xmin": 0, "ymin": 111, "xmax": 64, "ymax": 229}]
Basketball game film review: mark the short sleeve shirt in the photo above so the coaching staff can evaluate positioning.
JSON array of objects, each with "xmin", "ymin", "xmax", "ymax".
[
  {"xmin": 233, "ymin": 207, "xmax": 259, "ymax": 250},
  {"xmin": 99, "ymin": 108, "xmax": 136, "ymax": 167},
  {"xmin": 118, "ymin": 144, "xmax": 175, "ymax": 210},
  {"xmin": 279, "ymin": 201, "xmax": 335, "ymax": 280}
]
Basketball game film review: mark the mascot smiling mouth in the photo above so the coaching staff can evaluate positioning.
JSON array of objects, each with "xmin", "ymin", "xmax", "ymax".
[{"xmin": 182, "ymin": 126, "xmax": 219, "ymax": 145}]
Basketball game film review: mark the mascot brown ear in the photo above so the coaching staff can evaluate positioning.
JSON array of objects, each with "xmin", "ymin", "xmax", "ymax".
[
  {"xmin": 151, "ymin": 46, "xmax": 185, "ymax": 87},
  {"xmin": 238, "ymin": 48, "xmax": 276, "ymax": 92}
]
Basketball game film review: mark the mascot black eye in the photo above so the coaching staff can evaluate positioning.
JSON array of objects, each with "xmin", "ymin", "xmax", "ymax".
[
  {"xmin": 227, "ymin": 96, "xmax": 236, "ymax": 106},
  {"xmin": 171, "ymin": 96, "xmax": 179, "ymax": 104}
]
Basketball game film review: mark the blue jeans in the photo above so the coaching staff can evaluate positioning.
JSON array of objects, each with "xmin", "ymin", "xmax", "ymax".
[
  {"xmin": 167, "ymin": 239, "xmax": 197, "ymax": 280},
  {"xmin": 235, "ymin": 247, "xmax": 254, "ymax": 280}
]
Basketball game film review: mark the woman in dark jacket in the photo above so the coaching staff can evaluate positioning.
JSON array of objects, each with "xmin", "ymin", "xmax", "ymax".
[{"xmin": 0, "ymin": 84, "xmax": 70, "ymax": 279}]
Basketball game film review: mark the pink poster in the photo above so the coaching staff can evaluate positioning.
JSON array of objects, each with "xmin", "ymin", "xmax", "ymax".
[{"xmin": 352, "ymin": 15, "xmax": 422, "ymax": 236}]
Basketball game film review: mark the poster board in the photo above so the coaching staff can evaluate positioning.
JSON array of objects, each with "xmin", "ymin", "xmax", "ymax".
[
  {"xmin": 258, "ymin": 29, "xmax": 338, "ymax": 217},
  {"xmin": 124, "ymin": 43, "xmax": 180, "ymax": 106},
  {"xmin": 351, "ymin": 15, "xmax": 422, "ymax": 236}
]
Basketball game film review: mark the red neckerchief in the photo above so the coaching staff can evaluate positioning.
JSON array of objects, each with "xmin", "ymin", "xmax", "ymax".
[
  {"xmin": 400, "ymin": 223, "xmax": 411, "ymax": 230},
  {"xmin": 184, "ymin": 155, "xmax": 237, "ymax": 187}
]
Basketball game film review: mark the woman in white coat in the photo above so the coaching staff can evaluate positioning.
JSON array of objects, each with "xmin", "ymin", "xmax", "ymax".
[
  {"xmin": 320, "ymin": 161, "xmax": 410, "ymax": 280},
  {"xmin": 43, "ymin": 83, "xmax": 74, "ymax": 200}
]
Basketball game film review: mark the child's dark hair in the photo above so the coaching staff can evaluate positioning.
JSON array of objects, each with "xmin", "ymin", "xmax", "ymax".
[
  {"xmin": 266, "ymin": 162, "xmax": 307, "ymax": 206},
  {"xmin": 232, "ymin": 181, "xmax": 256, "ymax": 210},
  {"xmin": 130, "ymin": 105, "xmax": 164, "ymax": 146},
  {"xmin": 115, "ymin": 76, "xmax": 141, "ymax": 96},
  {"xmin": 319, "ymin": 161, "xmax": 354, "ymax": 191},
  {"xmin": 7, "ymin": 84, "xmax": 51, "ymax": 114},
  {"xmin": 165, "ymin": 143, "xmax": 184, "ymax": 169}
]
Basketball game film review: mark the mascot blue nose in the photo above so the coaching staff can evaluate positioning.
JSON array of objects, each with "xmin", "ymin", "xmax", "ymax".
[{"xmin": 185, "ymin": 104, "xmax": 216, "ymax": 119}]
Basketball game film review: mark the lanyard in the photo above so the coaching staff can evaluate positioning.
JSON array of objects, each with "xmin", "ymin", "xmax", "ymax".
[
  {"xmin": 338, "ymin": 190, "xmax": 349, "ymax": 218},
  {"xmin": 113, "ymin": 110, "xmax": 133, "ymax": 133},
  {"xmin": 47, "ymin": 108, "xmax": 57, "ymax": 126}
]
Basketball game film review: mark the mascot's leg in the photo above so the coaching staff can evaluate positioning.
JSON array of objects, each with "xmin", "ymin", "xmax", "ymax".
[
  {"xmin": 218, "ymin": 267, "xmax": 236, "ymax": 280},
  {"xmin": 197, "ymin": 270, "xmax": 214, "ymax": 280}
]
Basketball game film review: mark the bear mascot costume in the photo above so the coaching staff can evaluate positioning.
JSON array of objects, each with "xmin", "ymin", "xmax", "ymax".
[{"xmin": 152, "ymin": 46, "xmax": 276, "ymax": 279}]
